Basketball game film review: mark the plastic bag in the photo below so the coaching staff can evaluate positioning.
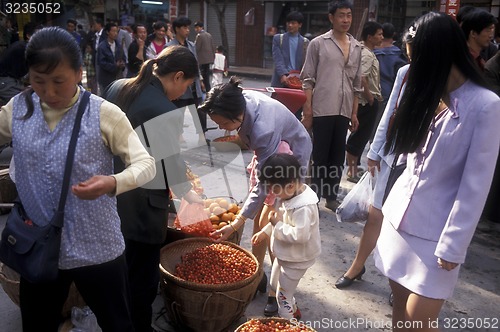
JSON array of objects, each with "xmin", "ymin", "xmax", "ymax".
[
  {"xmin": 336, "ymin": 172, "xmax": 376, "ymax": 223},
  {"xmin": 69, "ymin": 306, "xmax": 101, "ymax": 332},
  {"xmin": 174, "ymin": 198, "xmax": 213, "ymax": 237}
]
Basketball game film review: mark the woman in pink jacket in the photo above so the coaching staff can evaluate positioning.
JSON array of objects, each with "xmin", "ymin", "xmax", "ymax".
[{"xmin": 375, "ymin": 12, "xmax": 500, "ymax": 330}]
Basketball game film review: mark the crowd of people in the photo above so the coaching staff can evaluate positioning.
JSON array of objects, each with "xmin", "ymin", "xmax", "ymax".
[{"xmin": 0, "ymin": 2, "xmax": 499, "ymax": 332}]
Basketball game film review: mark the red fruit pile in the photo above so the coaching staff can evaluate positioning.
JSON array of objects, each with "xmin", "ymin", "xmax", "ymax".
[
  {"xmin": 239, "ymin": 319, "xmax": 313, "ymax": 331},
  {"xmin": 175, "ymin": 243, "xmax": 257, "ymax": 284}
]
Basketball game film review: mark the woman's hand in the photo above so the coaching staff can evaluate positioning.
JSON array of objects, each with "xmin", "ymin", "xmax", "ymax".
[
  {"xmin": 437, "ymin": 258, "xmax": 459, "ymax": 271},
  {"xmin": 210, "ymin": 215, "xmax": 245, "ymax": 242},
  {"xmin": 71, "ymin": 175, "xmax": 116, "ymax": 200},
  {"xmin": 210, "ymin": 223, "xmax": 233, "ymax": 242},
  {"xmin": 367, "ymin": 158, "xmax": 380, "ymax": 177}
]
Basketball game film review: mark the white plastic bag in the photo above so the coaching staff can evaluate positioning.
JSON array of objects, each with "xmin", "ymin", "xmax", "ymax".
[
  {"xmin": 69, "ymin": 306, "xmax": 101, "ymax": 332},
  {"xmin": 336, "ymin": 172, "xmax": 375, "ymax": 223}
]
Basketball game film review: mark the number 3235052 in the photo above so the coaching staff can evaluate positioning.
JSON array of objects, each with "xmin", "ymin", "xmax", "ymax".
[{"xmin": 5, "ymin": 2, "xmax": 61, "ymax": 14}]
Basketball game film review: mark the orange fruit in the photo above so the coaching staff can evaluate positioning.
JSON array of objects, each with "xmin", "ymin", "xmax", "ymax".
[{"xmin": 220, "ymin": 213, "xmax": 231, "ymax": 222}]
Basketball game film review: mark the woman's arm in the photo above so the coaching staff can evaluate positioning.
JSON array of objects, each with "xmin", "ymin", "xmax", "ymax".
[{"xmin": 435, "ymin": 98, "xmax": 500, "ymax": 264}]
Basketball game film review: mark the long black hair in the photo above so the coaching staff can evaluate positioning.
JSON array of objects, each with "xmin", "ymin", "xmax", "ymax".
[
  {"xmin": 385, "ymin": 12, "xmax": 487, "ymax": 155},
  {"xmin": 22, "ymin": 27, "xmax": 83, "ymax": 119},
  {"xmin": 198, "ymin": 76, "xmax": 246, "ymax": 122},
  {"xmin": 114, "ymin": 45, "xmax": 198, "ymax": 110}
]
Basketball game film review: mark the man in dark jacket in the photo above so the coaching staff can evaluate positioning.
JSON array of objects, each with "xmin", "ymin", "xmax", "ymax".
[
  {"xmin": 127, "ymin": 24, "xmax": 149, "ymax": 77},
  {"xmin": 97, "ymin": 22, "xmax": 125, "ymax": 93}
]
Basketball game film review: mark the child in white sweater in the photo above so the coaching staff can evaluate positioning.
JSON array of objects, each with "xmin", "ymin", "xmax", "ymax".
[{"xmin": 252, "ymin": 154, "xmax": 321, "ymax": 320}]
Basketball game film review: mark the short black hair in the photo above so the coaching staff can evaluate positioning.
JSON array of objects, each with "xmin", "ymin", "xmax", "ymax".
[
  {"xmin": 461, "ymin": 9, "xmax": 497, "ymax": 40},
  {"xmin": 328, "ymin": 0, "xmax": 353, "ymax": 16},
  {"xmin": 361, "ymin": 21, "xmax": 383, "ymax": 41},
  {"xmin": 382, "ymin": 22, "xmax": 395, "ymax": 39},
  {"xmin": 258, "ymin": 154, "xmax": 302, "ymax": 187},
  {"xmin": 286, "ymin": 11, "xmax": 304, "ymax": 24},
  {"xmin": 194, "ymin": 21, "xmax": 203, "ymax": 28},
  {"xmin": 67, "ymin": 18, "xmax": 77, "ymax": 26},
  {"xmin": 152, "ymin": 21, "xmax": 168, "ymax": 31},
  {"xmin": 23, "ymin": 22, "xmax": 38, "ymax": 41},
  {"xmin": 172, "ymin": 17, "xmax": 192, "ymax": 34},
  {"xmin": 104, "ymin": 22, "xmax": 118, "ymax": 33},
  {"xmin": 456, "ymin": 5, "xmax": 476, "ymax": 24}
]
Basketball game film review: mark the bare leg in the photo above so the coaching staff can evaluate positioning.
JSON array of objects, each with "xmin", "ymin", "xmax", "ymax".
[
  {"xmin": 344, "ymin": 206, "xmax": 383, "ymax": 278},
  {"xmin": 389, "ymin": 279, "xmax": 412, "ymax": 332},
  {"xmin": 346, "ymin": 151, "xmax": 359, "ymax": 178},
  {"xmin": 252, "ymin": 205, "xmax": 267, "ymax": 267},
  {"xmin": 406, "ymin": 293, "xmax": 444, "ymax": 332}
]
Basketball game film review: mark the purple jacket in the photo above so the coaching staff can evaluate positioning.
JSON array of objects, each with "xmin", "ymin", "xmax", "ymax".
[
  {"xmin": 382, "ymin": 80, "xmax": 500, "ymax": 264},
  {"xmin": 238, "ymin": 90, "xmax": 312, "ymax": 219}
]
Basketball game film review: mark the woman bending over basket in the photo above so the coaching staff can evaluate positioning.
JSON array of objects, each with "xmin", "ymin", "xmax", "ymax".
[
  {"xmin": 0, "ymin": 27, "xmax": 155, "ymax": 331},
  {"xmin": 199, "ymin": 76, "xmax": 312, "ymax": 316},
  {"xmin": 252, "ymin": 153, "xmax": 321, "ymax": 320}
]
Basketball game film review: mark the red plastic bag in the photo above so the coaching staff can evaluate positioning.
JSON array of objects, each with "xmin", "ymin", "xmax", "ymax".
[{"xmin": 174, "ymin": 199, "xmax": 213, "ymax": 237}]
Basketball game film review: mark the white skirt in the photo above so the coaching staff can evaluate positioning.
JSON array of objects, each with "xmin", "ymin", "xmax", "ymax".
[{"xmin": 374, "ymin": 220, "xmax": 460, "ymax": 299}]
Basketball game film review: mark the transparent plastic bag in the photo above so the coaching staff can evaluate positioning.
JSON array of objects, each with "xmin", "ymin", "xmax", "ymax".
[
  {"xmin": 173, "ymin": 198, "xmax": 213, "ymax": 237},
  {"xmin": 69, "ymin": 306, "xmax": 101, "ymax": 332},
  {"xmin": 336, "ymin": 172, "xmax": 376, "ymax": 223}
]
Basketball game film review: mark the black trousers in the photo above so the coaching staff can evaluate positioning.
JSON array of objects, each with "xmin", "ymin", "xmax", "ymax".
[
  {"xmin": 199, "ymin": 63, "xmax": 212, "ymax": 93},
  {"xmin": 125, "ymin": 239, "xmax": 163, "ymax": 332},
  {"xmin": 346, "ymin": 100, "xmax": 379, "ymax": 158},
  {"xmin": 19, "ymin": 254, "xmax": 134, "ymax": 332},
  {"xmin": 311, "ymin": 115, "xmax": 350, "ymax": 201}
]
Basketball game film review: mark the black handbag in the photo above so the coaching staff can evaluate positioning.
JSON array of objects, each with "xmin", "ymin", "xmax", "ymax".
[
  {"xmin": 382, "ymin": 156, "xmax": 406, "ymax": 205},
  {"xmin": 0, "ymin": 91, "xmax": 90, "ymax": 283}
]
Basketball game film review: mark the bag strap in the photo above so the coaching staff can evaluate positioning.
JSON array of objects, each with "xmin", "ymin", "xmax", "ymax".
[
  {"xmin": 395, "ymin": 69, "xmax": 409, "ymax": 109},
  {"xmin": 56, "ymin": 90, "xmax": 90, "ymax": 215}
]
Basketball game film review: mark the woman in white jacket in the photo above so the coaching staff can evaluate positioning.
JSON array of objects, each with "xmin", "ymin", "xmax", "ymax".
[{"xmin": 252, "ymin": 154, "xmax": 321, "ymax": 320}]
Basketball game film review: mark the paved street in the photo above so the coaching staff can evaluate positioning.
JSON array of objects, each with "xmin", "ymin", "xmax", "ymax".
[{"xmin": 1, "ymin": 77, "xmax": 499, "ymax": 331}]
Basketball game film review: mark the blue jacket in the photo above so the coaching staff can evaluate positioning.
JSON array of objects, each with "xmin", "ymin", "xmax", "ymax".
[
  {"xmin": 373, "ymin": 45, "xmax": 407, "ymax": 99},
  {"xmin": 271, "ymin": 32, "xmax": 309, "ymax": 87},
  {"xmin": 97, "ymin": 39, "xmax": 125, "ymax": 90}
]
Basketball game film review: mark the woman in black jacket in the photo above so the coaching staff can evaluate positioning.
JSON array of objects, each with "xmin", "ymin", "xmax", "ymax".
[{"xmin": 104, "ymin": 45, "xmax": 202, "ymax": 332}]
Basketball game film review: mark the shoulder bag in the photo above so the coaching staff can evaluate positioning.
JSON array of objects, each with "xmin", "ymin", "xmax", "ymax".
[{"xmin": 0, "ymin": 91, "xmax": 90, "ymax": 283}]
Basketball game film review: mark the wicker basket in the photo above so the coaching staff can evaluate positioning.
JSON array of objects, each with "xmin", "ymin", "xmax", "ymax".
[
  {"xmin": 235, "ymin": 317, "xmax": 317, "ymax": 331},
  {"xmin": 0, "ymin": 263, "xmax": 86, "ymax": 317},
  {"xmin": 159, "ymin": 238, "xmax": 262, "ymax": 332}
]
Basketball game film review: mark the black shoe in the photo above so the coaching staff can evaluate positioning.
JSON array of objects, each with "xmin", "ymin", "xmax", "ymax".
[
  {"xmin": 335, "ymin": 266, "xmax": 366, "ymax": 289},
  {"xmin": 389, "ymin": 292, "xmax": 394, "ymax": 307},
  {"xmin": 325, "ymin": 199, "xmax": 341, "ymax": 212},
  {"xmin": 257, "ymin": 272, "xmax": 267, "ymax": 294},
  {"xmin": 264, "ymin": 296, "xmax": 278, "ymax": 317}
]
